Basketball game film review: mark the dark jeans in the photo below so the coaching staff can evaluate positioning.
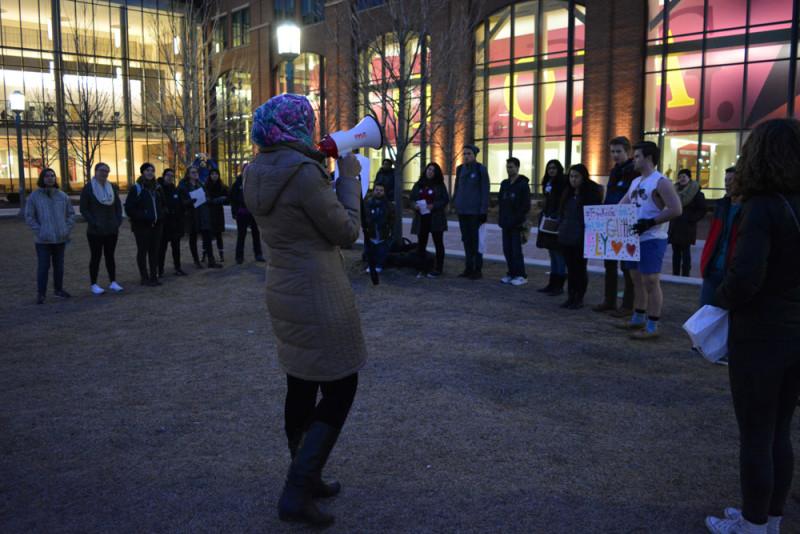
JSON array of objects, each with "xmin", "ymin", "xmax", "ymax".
[
  {"xmin": 672, "ymin": 243, "xmax": 692, "ymax": 276},
  {"xmin": 284, "ymin": 373, "xmax": 358, "ymax": 440},
  {"xmin": 417, "ymin": 214, "xmax": 444, "ymax": 273},
  {"xmin": 189, "ymin": 229, "xmax": 215, "ymax": 263},
  {"xmin": 87, "ymin": 233, "xmax": 118, "ymax": 284},
  {"xmin": 729, "ymin": 343, "xmax": 800, "ymax": 524},
  {"xmin": 562, "ymin": 244, "xmax": 588, "ymax": 301},
  {"xmin": 458, "ymin": 214, "xmax": 483, "ymax": 273},
  {"xmin": 132, "ymin": 224, "xmax": 163, "ymax": 281},
  {"xmin": 235, "ymin": 215, "xmax": 263, "ymax": 261},
  {"xmin": 159, "ymin": 234, "xmax": 182, "ymax": 273},
  {"xmin": 35, "ymin": 243, "xmax": 65, "ymax": 295},
  {"xmin": 502, "ymin": 228, "xmax": 526, "ymax": 278},
  {"xmin": 367, "ymin": 240, "xmax": 390, "ymax": 268},
  {"xmin": 603, "ymin": 259, "xmax": 634, "ymax": 309},
  {"xmin": 213, "ymin": 230, "xmax": 223, "ymax": 252}
]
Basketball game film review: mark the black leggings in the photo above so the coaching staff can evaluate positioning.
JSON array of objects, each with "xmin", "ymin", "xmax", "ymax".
[
  {"xmin": 87, "ymin": 233, "xmax": 117, "ymax": 284},
  {"xmin": 284, "ymin": 373, "xmax": 358, "ymax": 438},
  {"xmin": 417, "ymin": 214, "xmax": 444, "ymax": 273},
  {"xmin": 132, "ymin": 224, "xmax": 163, "ymax": 281},
  {"xmin": 562, "ymin": 244, "xmax": 588, "ymax": 300},
  {"xmin": 189, "ymin": 229, "xmax": 215, "ymax": 262},
  {"xmin": 729, "ymin": 343, "xmax": 800, "ymax": 524},
  {"xmin": 672, "ymin": 243, "xmax": 691, "ymax": 276},
  {"xmin": 159, "ymin": 234, "xmax": 182, "ymax": 272}
]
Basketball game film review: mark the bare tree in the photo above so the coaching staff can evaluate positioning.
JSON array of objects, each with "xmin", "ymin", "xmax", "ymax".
[
  {"xmin": 350, "ymin": 0, "xmax": 478, "ymax": 240},
  {"xmin": 28, "ymin": 90, "xmax": 59, "ymax": 171},
  {"xmin": 151, "ymin": 0, "xmax": 251, "ymax": 180},
  {"xmin": 61, "ymin": 8, "xmax": 118, "ymax": 184}
]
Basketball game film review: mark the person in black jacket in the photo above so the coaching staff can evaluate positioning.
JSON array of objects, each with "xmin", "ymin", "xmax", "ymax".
[
  {"xmin": 556, "ymin": 164, "xmax": 603, "ymax": 309},
  {"xmin": 230, "ymin": 172, "xmax": 264, "ymax": 264},
  {"xmin": 206, "ymin": 169, "xmax": 228, "ymax": 263},
  {"xmin": 178, "ymin": 166, "xmax": 222, "ymax": 269},
  {"xmin": 124, "ymin": 162, "xmax": 165, "ymax": 286},
  {"xmin": 157, "ymin": 168, "xmax": 187, "ymax": 276},
  {"xmin": 536, "ymin": 159, "xmax": 568, "ymax": 295},
  {"xmin": 410, "ymin": 162, "xmax": 450, "ymax": 278},
  {"xmin": 498, "ymin": 157, "xmax": 531, "ymax": 286},
  {"xmin": 668, "ymin": 168, "xmax": 706, "ymax": 276},
  {"xmin": 79, "ymin": 162, "xmax": 123, "ymax": 295},
  {"xmin": 594, "ymin": 137, "xmax": 637, "ymax": 315},
  {"xmin": 704, "ymin": 119, "xmax": 800, "ymax": 534}
]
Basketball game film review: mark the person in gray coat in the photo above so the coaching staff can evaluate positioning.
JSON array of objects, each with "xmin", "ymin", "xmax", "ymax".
[
  {"xmin": 25, "ymin": 168, "xmax": 75, "ymax": 304},
  {"xmin": 79, "ymin": 162, "xmax": 123, "ymax": 295},
  {"xmin": 453, "ymin": 144, "xmax": 490, "ymax": 279}
]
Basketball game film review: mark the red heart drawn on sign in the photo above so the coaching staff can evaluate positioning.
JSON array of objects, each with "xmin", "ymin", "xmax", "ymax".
[
  {"xmin": 626, "ymin": 243, "xmax": 637, "ymax": 257},
  {"xmin": 611, "ymin": 241, "xmax": 623, "ymax": 254}
]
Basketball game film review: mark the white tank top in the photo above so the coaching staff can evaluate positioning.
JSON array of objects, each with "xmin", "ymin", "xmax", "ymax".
[{"xmin": 628, "ymin": 171, "xmax": 668, "ymax": 241}]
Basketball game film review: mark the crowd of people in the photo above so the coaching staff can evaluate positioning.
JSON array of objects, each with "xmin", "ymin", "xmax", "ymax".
[
  {"xmin": 21, "ymin": 89, "xmax": 800, "ymax": 534},
  {"xmin": 24, "ymin": 159, "xmax": 264, "ymax": 304}
]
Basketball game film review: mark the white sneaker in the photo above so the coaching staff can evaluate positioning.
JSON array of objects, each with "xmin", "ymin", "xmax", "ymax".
[
  {"xmin": 500, "ymin": 275, "xmax": 512, "ymax": 284},
  {"xmin": 510, "ymin": 276, "xmax": 528, "ymax": 286},
  {"xmin": 108, "ymin": 281, "xmax": 124, "ymax": 292},
  {"xmin": 364, "ymin": 267, "xmax": 371, "ymax": 273},
  {"xmin": 724, "ymin": 509, "xmax": 781, "ymax": 534},
  {"xmin": 90, "ymin": 284, "xmax": 105, "ymax": 295},
  {"xmin": 705, "ymin": 514, "xmax": 768, "ymax": 534},
  {"xmin": 375, "ymin": 267, "xmax": 383, "ymax": 273}
]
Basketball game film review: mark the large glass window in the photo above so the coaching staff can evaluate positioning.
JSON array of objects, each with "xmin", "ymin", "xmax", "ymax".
[
  {"xmin": 231, "ymin": 7, "xmax": 250, "ymax": 47},
  {"xmin": 212, "ymin": 14, "xmax": 227, "ymax": 54},
  {"xmin": 213, "ymin": 71, "xmax": 251, "ymax": 184},
  {"xmin": 274, "ymin": 0, "xmax": 295, "ymax": 19},
  {"xmin": 645, "ymin": 0, "xmax": 797, "ymax": 199},
  {"xmin": 0, "ymin": 1, "xmax": 195, "ymax": 193},
  {"xmin": 301, "ymin": 0, "xmax": 324, "ymax": 24},
  {"xmin": 474, "ymin": 0, "xmax": 585, "ymax": 192}
]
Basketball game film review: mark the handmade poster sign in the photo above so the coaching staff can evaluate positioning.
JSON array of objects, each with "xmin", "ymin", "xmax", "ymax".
[{"xmin": 583, "ymin": 204, "xmax": 640, "ymax": 261}]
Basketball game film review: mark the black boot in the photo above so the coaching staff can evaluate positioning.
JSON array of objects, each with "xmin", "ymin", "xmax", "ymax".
[
  {"xmin": 287, "ymin": 428, "xmax": 341, "ymax": 499},
  {"xmin": 547, "ymin": 274, "xmax": 565, "ymax": 296},
  {"xmin": 537, "ymin": 273, "xmax": 555, "ymax": 293},
  {"xmin": 278, "ymin": 422, "xmax": 340, "ymax": 526}
]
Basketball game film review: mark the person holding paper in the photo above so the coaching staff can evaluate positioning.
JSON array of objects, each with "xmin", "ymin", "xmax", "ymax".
[
  {"xmin": 704, "ymin": 118, "xmax": 800, "ymax": 534},
  {"xmin": 536, "ymin": 160, "xmax": 568, "ymax": 295},
  {"xmin": 616, "ymin": 141, "xmax": 682, "ymax": 339},
  {"xmin": 556, "ymin": 164, "xmax": 603, "ymax": 309},
  {"xmin": 410, "ymin": 162, "xmax": 450, "ymax": 278},
  {"xmin": 244, "ymin": 94, "xmax": 366, "ymax": 528},
  {"xmin": 497, "ymin": 157, "xmax": 531, "ymax": 286},
  {"xmin": 178, "ymin": 166, "xmax": 222, "ymax": 269}
]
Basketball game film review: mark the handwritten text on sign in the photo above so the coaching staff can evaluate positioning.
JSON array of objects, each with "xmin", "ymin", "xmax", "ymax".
[{"xmin": 583, "ymin": 204, "xmax": 640, "ymax": 261}]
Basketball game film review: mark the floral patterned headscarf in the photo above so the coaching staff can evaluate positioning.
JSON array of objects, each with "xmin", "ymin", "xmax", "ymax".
[{"xmin": 251, "ymin": 94, "xmax": 316, "ymax": 149}]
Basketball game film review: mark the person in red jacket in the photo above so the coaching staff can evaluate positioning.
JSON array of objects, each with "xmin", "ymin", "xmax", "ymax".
[{"xmin": 699, "ymin": 167, "xmax": 741, "ymax": 306}]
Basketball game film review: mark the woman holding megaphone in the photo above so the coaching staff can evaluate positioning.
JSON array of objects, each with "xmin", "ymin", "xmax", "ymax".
[{"xmin": 243, "ymin": 94, "xmax": 367, "ymax": 527}]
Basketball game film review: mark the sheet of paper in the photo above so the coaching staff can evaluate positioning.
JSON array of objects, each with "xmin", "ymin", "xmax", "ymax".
[
  {"xmin": 189, "ymin": 188, "xmax": 206, "ymax": 207},
  {"xmin": 416, "ymin": 199, "xmax": 430, "ymax": 215}
]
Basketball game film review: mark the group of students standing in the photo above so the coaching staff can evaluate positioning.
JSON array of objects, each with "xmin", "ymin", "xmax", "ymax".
[{"xmin": 24, "ymin": 161, "xmax": 265, "ymax": 303}]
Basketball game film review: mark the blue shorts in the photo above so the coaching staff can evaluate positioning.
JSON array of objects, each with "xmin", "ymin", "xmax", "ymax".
[{"xmin": 623, "ymin": 238, "xmax": 668, "ymax": 275}]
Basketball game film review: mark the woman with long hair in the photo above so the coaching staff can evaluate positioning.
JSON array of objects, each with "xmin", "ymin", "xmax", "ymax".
[
  {"xmin": 556, "ymin": 163, "xmax": 603, "ymax": 309},
  {"xmin": 178, "ymin": 166, "xmax": 221, "ymax": 268},
  {"xmin": 668, "ymin": 168, "xmax": 706, "ymax": 276},
  {"xmin": 536, "ymin": 159, "xmax": 568, "ymax": 295},
  {"xmin": 705, "ymin": 118, "xmax": 800, "ymax": 534},
  {"xmin": 206, "ymin": 168, "xmax": 228, "ymax": 262},
  {"xmin": 25, "ymin": 168, "xmax": 75, "ymax": 304},
  {"xmin": 124, "ymin": 162, "xmax": 165, "ymax": 286},
  {"xmin": 410, "ymin": 162, "xmax": 450, "ymax": 277},
  {"xmin": 243, "ymin": 94, "xmax": 365, "ymax": 527}
]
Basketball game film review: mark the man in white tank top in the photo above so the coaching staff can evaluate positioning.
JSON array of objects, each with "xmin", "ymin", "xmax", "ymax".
[{"xmin": 616, "ymin": 141, "xmax": 683, "ymax": 339}]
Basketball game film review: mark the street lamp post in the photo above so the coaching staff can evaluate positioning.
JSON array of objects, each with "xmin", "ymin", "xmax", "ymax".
[
  {"xmin": 276, "ymin": 22, "xmax": 301, "ymax": 94},
  {"xmin": 10, "ymin": 91, "xmax": 26, "ymax": 217}
]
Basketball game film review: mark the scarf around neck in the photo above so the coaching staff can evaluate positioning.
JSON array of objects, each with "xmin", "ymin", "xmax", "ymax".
[
  {"xmin": 91, "ymin": 177, "xmax": 114, "ymax": 206},
  {"xmin": 676, "ymin": 180, "xmax": 700, "ymax": 207}
]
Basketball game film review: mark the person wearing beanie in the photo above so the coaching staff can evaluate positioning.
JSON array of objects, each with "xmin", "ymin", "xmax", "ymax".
[
  {"xmin": 453, "ymin": 144, "xmax": 490, "ymax": 279},
  {"xmin": 125, "ymin": 162, "xmax": 166, "ymax": 286}
]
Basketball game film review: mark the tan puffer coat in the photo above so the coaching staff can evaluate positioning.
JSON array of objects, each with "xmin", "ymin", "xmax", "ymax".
[{"xmin": 243, "ymin": 144, "xmax": 367, "ymax": 381}]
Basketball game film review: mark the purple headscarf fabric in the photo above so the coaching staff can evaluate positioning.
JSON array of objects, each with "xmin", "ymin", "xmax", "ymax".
[{"xmin": 251, "ymin": 94, "xmax": 316, "ymax": 149}]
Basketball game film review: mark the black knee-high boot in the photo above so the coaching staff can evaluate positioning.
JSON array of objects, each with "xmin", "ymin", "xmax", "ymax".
[
  {"xmin": 287, "ymin": 427, "xmax": 341, "ymax": 499},
  {"xmin": 278, "ymin": 421, "xmax": 341, "ymax": 526}
]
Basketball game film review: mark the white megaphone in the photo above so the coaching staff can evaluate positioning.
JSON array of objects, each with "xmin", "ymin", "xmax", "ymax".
[{"xmin": 317, "ymin": 116, "xmax": 383, "ymax": 159}]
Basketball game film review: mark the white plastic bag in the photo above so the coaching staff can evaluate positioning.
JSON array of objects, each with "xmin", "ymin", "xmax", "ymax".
[
  {"xmin": 478, "ymin": 223, "xmax": 487, "ymax": 255},
  {"xmin": 682, "ymin": 305, "xmax": 729, "ymax": 363}
]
